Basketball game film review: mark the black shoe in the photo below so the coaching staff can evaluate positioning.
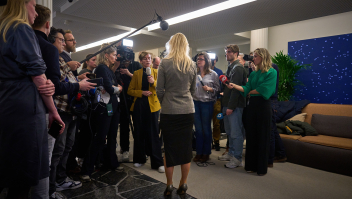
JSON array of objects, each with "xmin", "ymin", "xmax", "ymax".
[
  {"xmin": 215, "ymin": 143, "xmax": 220, "ymax": 151},
  {"xmin": 177, "ymin": 184, "xmax": 188, "ymax": 195},
  {"xmin": 164, "ymin": 185, "xmax": 173, "ymax": 196}
]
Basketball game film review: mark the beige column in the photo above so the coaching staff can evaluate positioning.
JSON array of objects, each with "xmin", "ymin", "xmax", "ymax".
[{"xmin": 250, "ymin": 28, "xmax": 268, "ymax": 52}]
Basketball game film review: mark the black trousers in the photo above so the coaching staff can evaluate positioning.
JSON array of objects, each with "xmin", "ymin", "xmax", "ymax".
[
  {"xmin": 268, "ymin": 99, "xmax": 286, "ymax": 164},
  {"xmin": 119, "ymin": 98, "xmax": 132, "ymax": 152},
  {"xmin": 66, "ymin": 118, "xmax": 80, "ymax": 172},
  {"xmin": 243, "ymin": 96, "xmax": 271, "ymax": 175},
  {"xmin": 132, "ymin": 97, "xmax": 163, "ymax": 169},
  {"xmin": 82, "ymin": 101, "xmax": 120, "ymax": 175},
  {"xmin": 76, "ymin": 109, "xmax": 95, "ymax": 159}
]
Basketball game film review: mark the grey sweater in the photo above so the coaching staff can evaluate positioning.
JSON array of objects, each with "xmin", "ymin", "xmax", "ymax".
[
  {"xmin": 156, "ymin": 59, "xmax": 197, "ymax": 114},
  {"xmin": 193, "ymin": 70, "xmax": 220, "ymax": 102}
]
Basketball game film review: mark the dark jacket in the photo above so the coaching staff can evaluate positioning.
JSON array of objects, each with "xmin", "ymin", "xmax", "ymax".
[
  {"xmin": 221, "ymin": 60, "xmax": 246, "ymax": 110},
  {"xmin": 115, "ymin": 61, "xmax": 142, "ymax": 102},
  {"xmin": 277, "ymin": 120, "xmax": 318, "ymax": 136},
  {"xmin": 34, "ymin": 30, "xmax": 79, "ymax": 95}
]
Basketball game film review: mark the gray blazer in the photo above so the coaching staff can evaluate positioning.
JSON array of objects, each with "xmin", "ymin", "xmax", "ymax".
[{"xmin": 156, "ymin": 58, "xmax": 197, "ymax": 114}]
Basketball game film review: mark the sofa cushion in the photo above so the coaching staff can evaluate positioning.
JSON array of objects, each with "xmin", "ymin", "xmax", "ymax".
[
  {"xmin": 287, "ymin": 113, "xmax": 307, "ymax": 122},
  {"xmin": 299, "ymin": 135, "xmax": 352, "ymax": 150},
  {"xmin": 311, "ymin": 114, "xmax": 352, "ymax": 138},
  {"xmin": 279, "ymin": 134, "xmax": 302, "ymax": 140}
]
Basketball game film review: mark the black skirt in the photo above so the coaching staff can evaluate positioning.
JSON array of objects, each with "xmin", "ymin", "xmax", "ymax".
[{"xmin": 160, "ymin": 113, "xmax": 194, "ymax": 167}]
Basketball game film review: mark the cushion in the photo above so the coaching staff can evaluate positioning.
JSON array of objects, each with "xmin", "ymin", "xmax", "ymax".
[
  {"xmin": 299, "ymin": 135, "xmax": 352, "ymax": 150},
  {"xmin": 311, "ymin": 114, "xmax": 352, "ymax": 138},
  {"xmin": 279, "ymin": 134, "xmax": 302, "ymax": 140},
  {"xmin": 287, "ymin": 113, "xmax": 307, "ymax": 122}
]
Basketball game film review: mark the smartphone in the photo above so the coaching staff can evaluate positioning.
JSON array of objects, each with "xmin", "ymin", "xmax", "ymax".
[
  {"xmin": 86, "ymin": 73, "xmax": 96, "ymax": 79},
  {"xmin": 48, "ymin": 120, "xmax": 63, "ymax": 139},
  {"xmin": 87, "ymin": 77, "xmax": 104, "ymax": 87}
]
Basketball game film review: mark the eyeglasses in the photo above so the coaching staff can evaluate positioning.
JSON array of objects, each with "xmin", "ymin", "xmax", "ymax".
[
  {"xmin": 66, "ymin": 39, "xmax": 76, "ymax": 42},
  {"xmin": 55, "ymin": 37, "xmax": 65, "ymax": 43},
  {"xmin": 197, "ymin": 58, "xmax": 205, "ymax": 61}
]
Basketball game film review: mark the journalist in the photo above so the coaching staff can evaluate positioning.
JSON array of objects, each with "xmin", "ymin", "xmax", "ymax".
[
  {"xmin": 0, "ymin": 0, "xmax": 64, "ymax": 197},
  {"xmin": 193, "ymin": 52, "xmax": 220, "ymax": 163},
  {"xmin": 229, "ymin": 48, "xmax": 277, "ymax": 176},
  {"xmin": 81, "ymin": 43, "xmax": 123, "ymax": 181}
]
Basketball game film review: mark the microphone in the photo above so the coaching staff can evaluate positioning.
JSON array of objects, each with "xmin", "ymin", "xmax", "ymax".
[
  {"xmin": 197, "ymin": 75, "xmax": 209, "ymax": 94},
  {"xmin": 155, "ymin": 12, "xmax": 169, "ymax": 31},
  {"xmin": 146, "ymin": 67, "xmax": 151, "ymax": 76},
  {"xmin": 216, "ymin": 113, "xmax": 224, "ymax": 120},
  {"xmin": 219, "ymin": 75, "xmax": 229, "ymax": 85}
]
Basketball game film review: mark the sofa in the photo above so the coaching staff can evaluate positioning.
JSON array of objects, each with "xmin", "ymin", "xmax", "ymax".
[{"xmin": 279, "ymin": 103, "xmax": 352, "ymax": 176}]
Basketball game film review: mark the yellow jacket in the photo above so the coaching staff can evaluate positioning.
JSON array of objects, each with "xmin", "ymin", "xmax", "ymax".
[{"xmin": 127, "ymin": 67, "xmax": 161, "ymax": 112}]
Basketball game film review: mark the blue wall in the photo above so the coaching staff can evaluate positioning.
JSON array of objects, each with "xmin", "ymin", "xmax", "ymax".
[{"xmin": 288, "ymin": 33, "xmax": 352, "ymax": 104}]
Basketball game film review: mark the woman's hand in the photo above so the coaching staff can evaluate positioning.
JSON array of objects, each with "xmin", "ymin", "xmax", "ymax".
[
  {"xmin": 118, "ymin": 85, "xmax": 123, "ymax": 92},
  {"xmin": 78, "ymin": 72, "xmax": 90, "ymax": 80},
  {"xmin": 142, "ymin": 91, "xmax": 152, "ymax": 96},
  {"xmin": 120, "ymin": 68, "xmax": 133, "ymax": 77},
  {"xmin": 226, "ymin": 83, "xmax": 234, "ymax": 89},
  {"xmin": 147, "ymin": 76, "xmax": 154, "ymax": 84},
  {"xmin": 202, "ymin": 85, "xmax": 212, "ymax": 92},
  {"xmin": 48, "ymin": 111, "xmax": 65, "ymax": 134},
  {"xmin": 38, "ymin": 79, "xmax": 55, "ymax": 96}
]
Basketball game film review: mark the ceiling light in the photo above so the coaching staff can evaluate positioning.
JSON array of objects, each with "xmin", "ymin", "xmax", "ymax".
[
  {"xmin": 208, "ymin": 53, "xmax": 216, "ymax": 59},
  {"xmin": 147, "ymin": 0, "xmax": 256, "ymax": 31},
  {"xmin": 76, "ymin": 29, "xmax": 138, "ymax": 52}
]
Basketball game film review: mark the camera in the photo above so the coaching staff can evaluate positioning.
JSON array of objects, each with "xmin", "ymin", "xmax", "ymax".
[
  {"xmin": 116, "ymin": 45, "xmax": 134, "ymax": 63},
  {"xmin": 243, "ymin": 54, "xmax": 254, "ymax": 62}
]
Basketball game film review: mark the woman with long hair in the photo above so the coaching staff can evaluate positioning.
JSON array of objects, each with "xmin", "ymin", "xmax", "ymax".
[
  {"xmin": 0, "ymin": 0, "xmax": 64, "ymax": 197},
  {"xmin": 156, "ymin": 33, "xmax": 197, "ymax": 196},
  {"xmin": 79, "ymin": 54, "xmax": 96, "ymax": 75},
  {"xmin": 81, "ymin": 43, "xmax": 123, "ymax": 181},
  {"xmin": 127, "ymin": 51, "xmax": 164, "ymax": 173},
  {"xmin": 228, "ymin": 48, "xmax": 277, "ymax": 176},
  {"xmin": 193, "ymin": 52, "xmax": 220, "ymax": 163}
]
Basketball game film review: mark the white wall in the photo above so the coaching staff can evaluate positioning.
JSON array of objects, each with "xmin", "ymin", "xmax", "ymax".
[{"xmin": 268, "ymin": 11, "xmax": 352, "ymax": 56}]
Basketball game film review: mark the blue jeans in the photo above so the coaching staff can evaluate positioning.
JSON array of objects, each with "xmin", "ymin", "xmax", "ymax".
[
  {"xmin": 194, "ymin": 101, "xmax": 214, "ymax": 155},
  {"xmin": 223, "ymin": 107, "xmax": 245, "ymax": 161}
]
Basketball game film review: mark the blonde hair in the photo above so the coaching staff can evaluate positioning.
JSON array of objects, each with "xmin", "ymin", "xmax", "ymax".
[
  {"xmin": 96, "ymin": 43, "xmax": 116, "ymax": 68},
  {"xmin": 254, "ymin": 48, "xmax": 272, "ymax": 73},
  {"xmin": 0, "ymin": 0, "xmax": 31, "ymax": 42},
  {"xmin": 164, "ymin": 33, "xmax": 193, "ymax": 74},
  {"xmin": 139, "ymin": 51, "xmax": 152, "ymax": 61},
  {"xmin": 196, "ymin": 52, "xmax": 211, "ymax": 75}
]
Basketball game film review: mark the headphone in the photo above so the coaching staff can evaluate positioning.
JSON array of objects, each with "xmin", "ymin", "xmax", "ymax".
[{"xmin": 48, "ymin": 33, "xmax": 55, "ymax": 44}]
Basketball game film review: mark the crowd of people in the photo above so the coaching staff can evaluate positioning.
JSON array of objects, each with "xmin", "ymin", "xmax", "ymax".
[{"xmin": 0, "ymin": 0, "xmax": 287, "ymax": 198}]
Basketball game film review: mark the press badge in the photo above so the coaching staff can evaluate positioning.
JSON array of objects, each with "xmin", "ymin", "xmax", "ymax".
[{"xmin": 107, "ymin": 103, "xmax": 113, "ymax": 116}]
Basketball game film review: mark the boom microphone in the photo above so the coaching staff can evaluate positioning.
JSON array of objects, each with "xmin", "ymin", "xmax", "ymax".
[
  {"xmin": 155, "ymin": 12, "xmax": 169, "ymax": 31},
  {"xmin": 197, "ymin": 75, "xmax": 209, "ymax": 94},
  {"xmin": 219, "ymin": 75, "xmax": 229, "ymax": 85}
]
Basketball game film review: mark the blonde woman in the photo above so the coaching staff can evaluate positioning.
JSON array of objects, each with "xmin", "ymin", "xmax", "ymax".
[
  {"xmin": 81, "ymin": 43, "xmax": 123, "ymax": 181},
  {"xmin": 156, "ymin": 33, "xmax": 197, "ymax": 196},
  {"xmin": 0, "ymin": 0, "xmax": 64, "ymax": 197},
  {"xmin": 228, "ymin": 48, "xmax": 277, "ymax": 176},
  {"xmin": 127, "ymin": 52, "xmax": 164, "ymax": 173}
]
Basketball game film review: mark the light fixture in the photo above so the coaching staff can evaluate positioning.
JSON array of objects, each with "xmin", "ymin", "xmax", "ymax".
[
  {"xmin": 147, "ymin": 0, "xmax": 256, "ymax": 31},
  {"xmin": 76, "ymin": 29, "xmax": 138, "ymax": 52},
  {"xmin": 122, "ymin": 39, "xmax": 133, "ymax": 47},
  {"xmin": 208, "ymin": 53, "xmax": 216, "ymax": 60}
]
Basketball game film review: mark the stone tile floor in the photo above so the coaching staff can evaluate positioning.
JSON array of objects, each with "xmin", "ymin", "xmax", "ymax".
[{"xmin": 60, "ymin": 164, "xmax": 196, "ymax": 199}]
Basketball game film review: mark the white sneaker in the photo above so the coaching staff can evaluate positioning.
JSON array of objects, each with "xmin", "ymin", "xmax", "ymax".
[
  {"xmin": 56, "ymin": 177, "xmax": 82, "ymax": 191},
  {"xmin": 134, "ymin": 163, "xmax": 144, "ymax": 168},
  {"xmin": 116, "ymin": 166, "xmax": 124, "ymax": 171},
  {"xmin": 122, "ymin": 151, "xmax": 129, "ymax": 162},
  {"xmin": 224, "ymin": 157, "xmax": 243, "ymax": 169},
  {"xmin": 50, "ymin": 192, "xmax": 67, "ymax": 199},
  {"xmin": 218, "ymin": 152, "xmax": 231, "ymax": 161},
  {"xmin": 158, "ymin": 166, "xmax": 165, "ymax": 173}
]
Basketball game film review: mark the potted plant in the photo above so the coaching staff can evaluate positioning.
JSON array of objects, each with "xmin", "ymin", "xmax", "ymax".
[{"xmin": 271, "ymin": 51, "xmax": 311, "ymax": 101}]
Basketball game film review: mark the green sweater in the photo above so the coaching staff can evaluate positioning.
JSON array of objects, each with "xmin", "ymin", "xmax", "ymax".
[{"xmin": 241, "ymin": 67, "xmax": 277, "ymax": 100}]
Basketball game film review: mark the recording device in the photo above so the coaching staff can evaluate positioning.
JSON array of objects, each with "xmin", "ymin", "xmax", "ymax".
[
  {"xmin": 115, "ymin": 40, "xmax": 135, "ymax": 63},
  {"xmin": 48, "ymin": 120, "xmax": 63, "ymax": 139},
  {"xmin": 243, "ymin": 54, "xmax": 254, "ymax": 62},
  {"xmin": 216, "ymin": 113, "xmax": 224, "ymax": 120},
  {"xmin": 197, "ymin": 75, "xmax": 209, "ymax": 94},
  {"xmin": 155, "ymin": 12, "xmax": 169, "ymax": 31},
  {"xmin": 219, "ymin": 75, "xmax": 229, "ymax": 85},
  {"xmin": 86, "ymin": 73, "xmax": 96, "ymax": 79},
  {"xmin": 87, "ymin": 77, "xmax": 103, "ymax": 87}
]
